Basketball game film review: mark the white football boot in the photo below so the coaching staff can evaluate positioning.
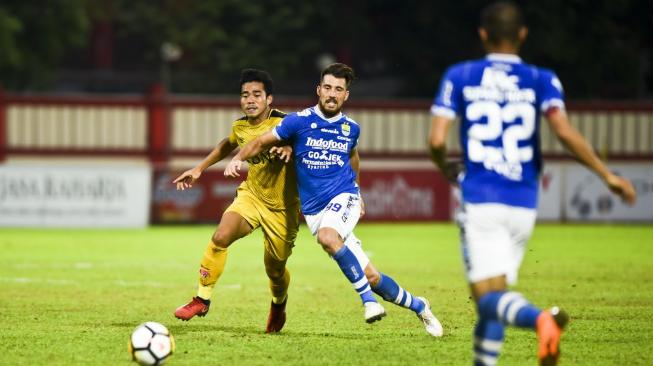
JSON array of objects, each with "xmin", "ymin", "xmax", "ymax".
[
  {"xmin": 417, "ymin": 297, "xmax": 444, "ymax": 337},
  {"xmin": 364, "ymin": 302, "xmax": 386, "ymax": 323}
]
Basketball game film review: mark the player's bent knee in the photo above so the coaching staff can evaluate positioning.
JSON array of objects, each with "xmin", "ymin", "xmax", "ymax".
[
  {"xmin": 210, "ymin": 232, "xmax": 231, "ymax": 249},
  {"xmin": 316, "ymin": 241, "xmax": 335, "ymax": 254},
  {"xmin": 316, "ymin": 236, "xmax": 341, "ymax": 255},
  {"xmin": 317, "ymin": 229, "xmax": 340, "ymax": 245},
  {"xmin": 264, "ymin": 258, "xmax": 287, "ymax": 280},
  {"xmin": 265, "ymin": 266, "xmax": 286, "ymax": 280}
]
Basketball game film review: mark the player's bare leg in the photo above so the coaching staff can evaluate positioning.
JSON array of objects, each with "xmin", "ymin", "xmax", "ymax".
[
  {"xmin": 174, "ymin": 211, "xmax": 252, "ymax": 320},
  {"xmin": 264, "ymin": 252, "xmax": 289, "ymax": 333},
  {"xmin": 470, "ymin": 276, "xmax": 508, "ymax": 301}
]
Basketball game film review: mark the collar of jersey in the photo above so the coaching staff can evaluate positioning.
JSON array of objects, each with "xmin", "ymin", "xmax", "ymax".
[
  {"xmin": 312, "ymin": 105, "xmax": 343, "ymax": 123},
  {"xmin": 486, "ymin": 53, "xmax": 522, "ymax": 63}
]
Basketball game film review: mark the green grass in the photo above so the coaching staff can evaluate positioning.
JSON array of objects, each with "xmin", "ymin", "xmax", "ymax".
[{"xmin": 0, "ymin": 223, "xmax": 652, "ymax": 365}]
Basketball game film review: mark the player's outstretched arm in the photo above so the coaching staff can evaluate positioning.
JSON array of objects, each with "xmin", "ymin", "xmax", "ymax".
[
  {"xmin": 429, "ymin": 115, "xmax": 461, "ymax": 184},
  {"xmin": 173, "ymin": 137, "xmax": 237, "ymax": 190},
  {"xmin": 546, "ymin": 108, "xmax": 637, "ymax": 205},
  {"xmin": 224, "ymin": 131, "xmax": 281, "ymax": 177}
]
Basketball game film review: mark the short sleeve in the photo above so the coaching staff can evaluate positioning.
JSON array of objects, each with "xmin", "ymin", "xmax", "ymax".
[
  {"xmin": 351, "ymin": 124, "xmax": 360, "ymax": 150},
  {"xmin": 228, "ymin": 127, "xmax": 237, "ymax": 145},
  {"xmin": 539, "ymin": 70, "xmax": 566, "ymax": 113},
  {"xmin": 431, "ymin": 66, "xmax": 461, "ymax": 119},
  {"xmin": 273, "ymin": 113, "xmax": 300, "ymax": 141}
]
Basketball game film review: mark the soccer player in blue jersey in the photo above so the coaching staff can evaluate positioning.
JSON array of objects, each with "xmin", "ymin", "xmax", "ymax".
[
  {"xmin": 429, "ymin": 2, "xmax": 637, "ymax": 365},
  {"xmin": 225, "ymin": 63, "xmax": 443, "ymax": 337}
]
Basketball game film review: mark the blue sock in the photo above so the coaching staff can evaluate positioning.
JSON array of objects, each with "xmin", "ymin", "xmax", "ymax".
[
  {"xmin": 372, "ymin": 273, "xmax": 425, "ymax": 313},
  {"xmin": 477, "ymin": 291, "xmax": 541, "ymax": 328},
  {"xmin": 473, "ymin": 318, "xmax": 504, "ymax": 366},
  {"xmin": 332, "ymin": 246, "xmax": 376, "ymax": 304}
]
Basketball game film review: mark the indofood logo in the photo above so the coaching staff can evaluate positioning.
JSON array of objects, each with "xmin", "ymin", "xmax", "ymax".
[{"xmin": 306, "ymin": 137, "xmax": 347, "ymax": 151}]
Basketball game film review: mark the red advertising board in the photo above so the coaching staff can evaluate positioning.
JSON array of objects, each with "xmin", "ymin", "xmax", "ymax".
[
  {"xmin": 151, "ymin": 168, "xmax": 451, "ymax": 223},
  {"xmin": 359, "ymin": 170, "xmax": 451, "ymax": 221}
]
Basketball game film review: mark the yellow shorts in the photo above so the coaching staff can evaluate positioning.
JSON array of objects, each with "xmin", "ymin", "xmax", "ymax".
[{"xmin": 225, "ymin": 187, "xmax": 299, "ymax": 262}]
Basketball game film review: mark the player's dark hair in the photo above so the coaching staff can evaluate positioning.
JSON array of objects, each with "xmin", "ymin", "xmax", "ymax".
[
  {"xmin": 239, "ymin": 69, "xmax": 274, "ymax": 95},
  {"xmin": 320, "ymin": 63, "xmax": 355, "ymax": 88},
  {"xmin": 480, "ymin": 1, "xmax": 524, "ymax": 45}
]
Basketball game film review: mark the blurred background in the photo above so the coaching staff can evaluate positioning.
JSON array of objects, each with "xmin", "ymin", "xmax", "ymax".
[
  {"xmin": 1, "ymin": 0, "xmax": 652, "ymax": 97},
  {"xmin": 0, "ymin": 0, "xmax": 651, "ymax": 227}
]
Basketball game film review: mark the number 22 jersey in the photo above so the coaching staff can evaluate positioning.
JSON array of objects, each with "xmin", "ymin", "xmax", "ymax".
[{"xmin": 431, "ymin": 53, "xmax": 565, "ymax": 209}]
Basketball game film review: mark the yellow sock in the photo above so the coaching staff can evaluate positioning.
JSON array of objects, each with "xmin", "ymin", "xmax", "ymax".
[
  {"xmin": 196, "ymin": 240, "xmax": 228, "ymax": 300},
  {"xmin": 269, "ymin": 267, "xmax": 290, "ymax": 305}
]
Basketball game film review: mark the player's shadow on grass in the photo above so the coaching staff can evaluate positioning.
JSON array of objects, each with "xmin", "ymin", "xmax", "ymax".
[
  {"xmin": 112, "ymin": 322, "xmax": 417, "ymax": 340},
  {"xmin": 165, "ymin": 323, "xmax": 384, "ymax": 340}
]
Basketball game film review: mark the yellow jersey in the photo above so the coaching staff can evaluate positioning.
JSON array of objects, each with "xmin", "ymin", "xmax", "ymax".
[{"xmin": 228, "ymin": 109, "xmax": 299, "ymax": 210}]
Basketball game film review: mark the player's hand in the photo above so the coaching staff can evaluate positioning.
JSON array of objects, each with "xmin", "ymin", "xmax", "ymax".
[
  {"xmin": 359, "ymin": 197, "xmax": 366, "ymax": 218},
  {"xmin": 172, "ymin": 168, "xmax": 202, "ymax": 190},
  {"xmin": 605, "ymin": 173, "xmax": 637, "ymax": 205},
  {"xmin": 443, "ymin": 160, "xmax": 463, "ymax": 186},
  {"xmin": 270, "ymin": 146, "xmax": 293, "ymax": 163},
  {"xmin": 224, "ymin": 159, "xmax": 243, "ymax": 177}
]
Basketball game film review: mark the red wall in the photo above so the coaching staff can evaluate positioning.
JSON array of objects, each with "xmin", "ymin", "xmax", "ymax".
[{"xmin": 151, "ymin": 168, "xmax": 451, "ymax": 223}]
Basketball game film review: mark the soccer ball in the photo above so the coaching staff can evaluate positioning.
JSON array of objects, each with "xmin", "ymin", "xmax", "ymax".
[{"xmin": 128, "ymin": 322, "xmax": 175, "ymax": 365}]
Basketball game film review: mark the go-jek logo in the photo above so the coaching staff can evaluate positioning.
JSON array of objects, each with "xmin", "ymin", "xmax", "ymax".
[
  {"xmin": 306, "ymin": 137, "xmax": 348, "ymax": 152},
  {"xmin": 307, "ymin": 150, "xmax": 343, "ymax": 165}
]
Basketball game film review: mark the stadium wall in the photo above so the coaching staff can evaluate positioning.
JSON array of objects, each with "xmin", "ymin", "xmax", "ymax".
[{"xmin": 0, "ymin": 89, "xmax": 651, "ymax": 225}]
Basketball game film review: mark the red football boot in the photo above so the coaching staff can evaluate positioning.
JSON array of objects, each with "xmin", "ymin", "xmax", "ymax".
[
  {"xmin": 265, "ymin": 298, "xmax": 287, "ymax": 333},
  {"xmin": 174, "ymin": 296, "xmax": 210, "ymax": 321},
  {"xmin": 536, "ymin": 306, "xmax": 569, "ymax": 366}
]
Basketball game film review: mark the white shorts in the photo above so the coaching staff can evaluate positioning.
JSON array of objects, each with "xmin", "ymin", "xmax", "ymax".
[
  {"xmin": 304, "ymin": 192, "xmax": 369, "ymax": 268},
  {"xmin": 457, "ymin": 202, "xmax": 536, "ymax": 285}
]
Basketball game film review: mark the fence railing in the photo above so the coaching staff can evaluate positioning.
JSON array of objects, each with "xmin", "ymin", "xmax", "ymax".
[{"xmin": 1, "ymin": 87, "xmax": 652, "ymax": 163}]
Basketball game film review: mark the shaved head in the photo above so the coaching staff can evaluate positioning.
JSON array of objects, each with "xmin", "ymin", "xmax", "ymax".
[{"xmin": 480, "ymin": 2, "xmax": 525, "ymax": 46}]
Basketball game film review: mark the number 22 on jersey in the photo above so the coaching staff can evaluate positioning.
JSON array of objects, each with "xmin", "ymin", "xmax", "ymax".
[{"xmin": 465, "ymin": 101, "xmax": 536, "ymax": 181}]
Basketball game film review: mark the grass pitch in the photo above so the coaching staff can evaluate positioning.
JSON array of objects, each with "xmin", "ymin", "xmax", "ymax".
[{"xmin": 1, "ymin": 223, "xmax": 652, "ymax": 365}]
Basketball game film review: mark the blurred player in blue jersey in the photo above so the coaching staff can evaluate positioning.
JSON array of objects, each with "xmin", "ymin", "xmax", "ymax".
[
  {"xmin": 225, "ymin": 63, "xmax": 443, "ymax": 337},
  {"xmin": 429, "ymin": 2, "xmax": 637, "ymax": 365}
]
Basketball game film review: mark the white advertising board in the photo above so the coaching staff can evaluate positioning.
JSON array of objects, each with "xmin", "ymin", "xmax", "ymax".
[
  {"xmin": 564, "ymin": 163, "xmax": 652, "ymax": 221},
  {"xmin": 0, "ymin": 165, "xmax": 151, "ymax": 227},
  {"xmin": 537, "ymin": 163, "xmax": 563, "ymax": 221}
]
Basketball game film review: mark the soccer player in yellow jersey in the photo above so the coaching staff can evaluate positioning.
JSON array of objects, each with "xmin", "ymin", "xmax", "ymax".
[{"xmin": 173, "ymin": 69, "xmax": 299, "ymax": 333}]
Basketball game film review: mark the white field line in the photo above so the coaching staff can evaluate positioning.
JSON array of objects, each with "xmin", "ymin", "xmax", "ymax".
[
  {"xmin": 0, "ymin": 277, "xmax": 77, "ymax": 285},
  {"xmin": 0, "ymin": 276, "xmax": 241, "ymax": 290},
  {"xmin": 7, "ymin": 262, "xmax": 243, "ymax": 289},
  {"xmin": 12, "ymin": 262, "xmax": 188, "ymax": 270}
]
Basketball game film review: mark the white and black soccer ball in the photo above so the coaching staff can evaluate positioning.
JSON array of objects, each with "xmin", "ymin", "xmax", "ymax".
[{"xmin": 128, "ymin": 322, "xmax": 175, "ymax": 365}]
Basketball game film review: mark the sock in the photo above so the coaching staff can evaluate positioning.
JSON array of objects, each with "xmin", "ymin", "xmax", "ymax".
[
  {"xmin": 269, "ymin": 268, "xmax": 290, "ymax": 305},
  {"xmin": 332, "ymin": 245, "xmax": 376, "ymax": 304},
  {"xmin": 196, "ymin": 240, "xmax": 228, "ymax": 300},
  {"xmin": 372, "ymin": 273, "xmax": 425, "ymax": 313},
  {"xmin": 473, "ymin": 318, "xmax": 504, "ymax": 366},
  {"xmin": 477, "ymin": 291, "xmax": 541, "ymax": 328}
]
